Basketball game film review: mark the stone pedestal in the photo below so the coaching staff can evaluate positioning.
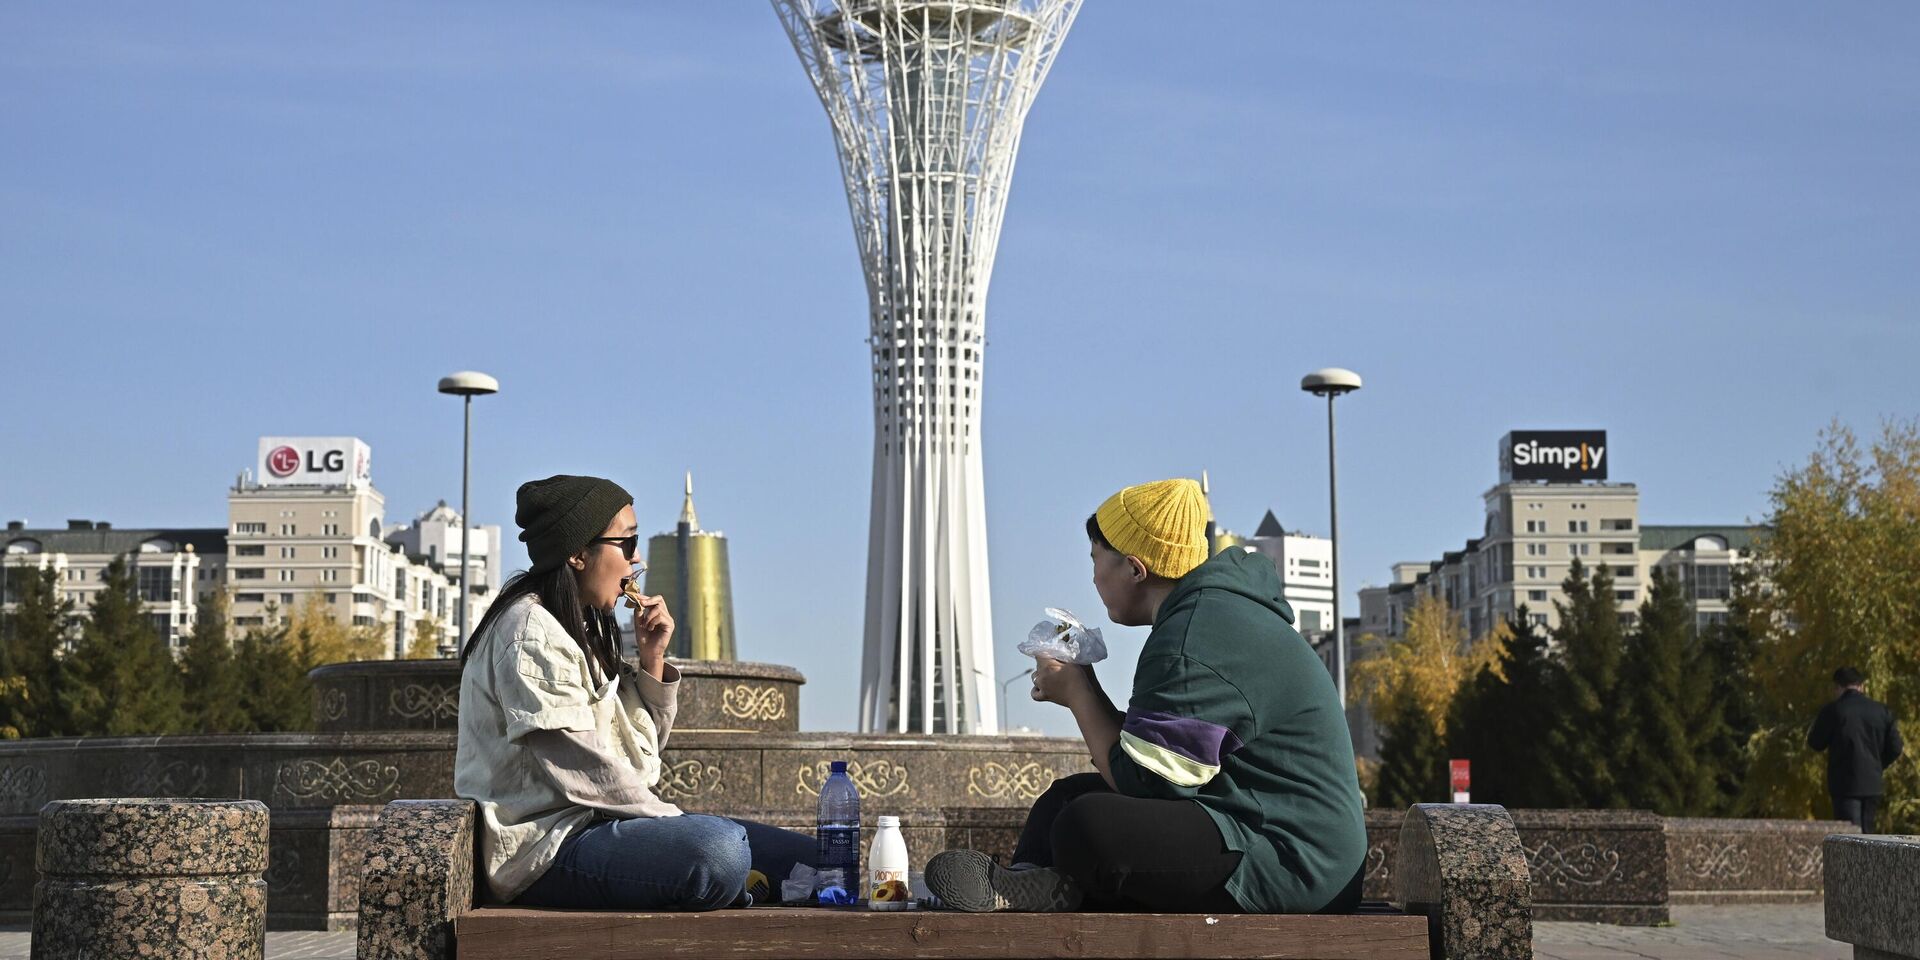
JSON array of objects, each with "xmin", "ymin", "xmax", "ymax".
[{"xmin": 32, "ymin": 798, "xmax": 269, "ymax": 960}]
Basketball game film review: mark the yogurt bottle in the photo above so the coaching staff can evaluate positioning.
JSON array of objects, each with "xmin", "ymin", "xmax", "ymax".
[{"xmin": 868, "ymin": 815, "xmax": 911, "ymax": 910}]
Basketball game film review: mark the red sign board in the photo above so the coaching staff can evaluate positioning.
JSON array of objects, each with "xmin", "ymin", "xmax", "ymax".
[{"xmin": 1449, "ymin": 759, "xmax": 1471, "ymax": 801}]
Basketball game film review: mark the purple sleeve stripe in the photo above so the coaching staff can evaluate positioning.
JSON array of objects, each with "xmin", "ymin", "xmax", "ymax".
[{"xmin": 1121, "ymin": 709, "xmax": 1245, "ymax": 768}]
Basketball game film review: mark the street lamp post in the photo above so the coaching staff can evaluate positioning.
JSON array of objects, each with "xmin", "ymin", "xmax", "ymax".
[
  {"xmin": 1300, "ymin": 367, "xmax": 1362, "ymax": 706},
  {"xmin": 1000, "ymin": 666, "xmax": 1036, "ymax": 734},
  {"xmin": 438, "ymin": 371, "xmax": 499, "ymax": 657}
]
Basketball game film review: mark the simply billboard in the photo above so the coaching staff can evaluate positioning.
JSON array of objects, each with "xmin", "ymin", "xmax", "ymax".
[
  {"xmin": 1501, "ymin": 431, "xmax": 1607, "ymax": 483},
  {"xmin": 257, "ymin": 437, "xmax": 372, "ymax": 488}
]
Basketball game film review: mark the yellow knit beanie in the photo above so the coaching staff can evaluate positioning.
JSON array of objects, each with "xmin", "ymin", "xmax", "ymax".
[{"xmin": 1094, "ymin": 478, "xmax": 1209, "ymax": 579}]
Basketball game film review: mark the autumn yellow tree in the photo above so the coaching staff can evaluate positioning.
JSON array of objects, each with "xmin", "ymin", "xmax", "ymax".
[
  {"xmin": 1744, "ymin": 420, "xmax": 1920, "ymax": 831},
  {"xmin": 405, "ymin": 616, "xmax": 446, "ymax": 660},
  {"xmin": 1353, "ymin": 595, "xmax": 1508, "ymax": 807},
  {"xmin": 282, "ymin": 595, "xmax": 386, "ymax": 667},
  {"xmin": 1353, "ymin": 595, "xmax": 1507, "ymax": 736}
]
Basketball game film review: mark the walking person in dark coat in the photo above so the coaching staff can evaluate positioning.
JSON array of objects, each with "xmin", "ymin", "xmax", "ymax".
[{"xmin": 1808, "ymin": 667, "xmax": 1904, "ymax": 833}]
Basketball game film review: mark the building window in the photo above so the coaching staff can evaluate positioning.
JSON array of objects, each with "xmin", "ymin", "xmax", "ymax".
[
  {"xmin": 280, "ymin": 547, "xmax": 296, "ymax": 559},
  {"xmin": 322, "ymin": 547, "xmax": 339, "ymax": 559},
  {"xmin": 1603, "ymin": 518, "xmax": 1634, "ymax": 531},
  {"xmin": 1524, "ymin": 520, "xmax": 1546, "ymax": 533},
  {"xmin": 1690, "ymin": 564, "xmax": 1732, "ymax": 601},
  {"xmin": 322, "ymin": 524, "xmax": 341, "ymax": 536},
  {"xmin": 1614, "ymin": 566, "xmax": 1635, "ymax": 579},
  {"xmin": 135, "ymin": 566, "xmax": 174, "ymax": 602},
  {"xmin": 235, "ymin": 616, "xmax": 265, "ymax": 627},
  {"xmin": 1299, "ymin": 609, "xmax": 1323, "ymax": 632},
  {"xmin": 234, "ymin": 545, "xmax": 265, "ymax": 557},
  {"xmin": 1527, "ymin": 565, "xmax": 1548, "ymax": 579},
  {"xmin": 235, "ymin": 522, "xmax": 266, "ymax": 534},
  {"xmin": 1525, "ymin": 543, "xmax": 1545, "ymax": 557},
  {"xmin": 352, "ymin": 615, "xmax": 375, "ymax": 627},
  {"xmin": 322, "ymin": 570, "xmax": 339, "ymax": 583},
  {"xmin": 1567, "ymin": 543, "xmax": 1591, "ymax": 556},
  {"xmin": 277, "ymin": 570, "xmax": 295, "ymax": 583},
  {"xmin": 1528, "ymin": 589, "xmax": 1549, "ymax": 602},
  {"xmin": 232, "ymin": 568, "xmax": 264, "ymax": 581},
  {"xmin": 1530, "ymin": 613, "xmax": 1549, "ymax": 626},
  {"xmin": 1568, "ymin": 520, "xmax": 1589, "ymax": 533},
  {"xmin": 1616, "ymin": 589, "xmax": 1636, "ymax": 603},
  {"xmin": 235, "ymin": 593, "xmax": 264, "ymax": 603},
  {"xmin": 280, "ymin": 593, "xmax": 295, "ymax": 605},
  {"xmin": 280, "ymin": 524, "xmax": 296, "ymax": 536},
  {"xmin": 325, "ymin": 593, "xmax": 338, "ymax": 603}
]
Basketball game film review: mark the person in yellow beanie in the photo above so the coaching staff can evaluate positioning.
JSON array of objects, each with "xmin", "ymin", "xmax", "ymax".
[{"xmin": 926, "ymin": 478, "xmax": 1367, "ymax": 915}]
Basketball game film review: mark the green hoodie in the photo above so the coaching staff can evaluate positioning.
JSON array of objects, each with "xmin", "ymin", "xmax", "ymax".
[{"xmin": 1106, "ymin": 546, "xmax": 1367, "ymax": 913}]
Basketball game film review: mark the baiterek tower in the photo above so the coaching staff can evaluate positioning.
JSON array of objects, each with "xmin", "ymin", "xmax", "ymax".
[{"xmin": 772, "ymin": 0, "xmax": 1081, "ymax": 734}]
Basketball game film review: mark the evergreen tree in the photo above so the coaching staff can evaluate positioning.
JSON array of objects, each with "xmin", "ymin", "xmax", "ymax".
[
  {"xmin": 233, "ymin": 625, "xmax": 312, "ymax": 732},
  {"xmin": 60, "ymin": 556, "xmax": 187, "ymax": 735},
  {"xmin": 0, "ymin": 563, "xmax": 72, "ymax": 737},
  {"xmin": 1541, "ymin": 559, "xmax": 1631, "ymax": 808},
  {"xmin": 180, "ymin": 591, "xmax": 248, "ymax": 733},
  {"xmin": 1448, "ymin": 606, "xmax": 1558, "ymax": 808},
  {"xmin": 1374, "ymin": 696, "xmax": 1449, "ymax": 809},
  {"xmin": 1619, "ymin": 567, "xmax": 1699, "ymax": 814},
  {"xmin": 1697, "ymin": 568, "xmax": 1763, "ymax": 816}
]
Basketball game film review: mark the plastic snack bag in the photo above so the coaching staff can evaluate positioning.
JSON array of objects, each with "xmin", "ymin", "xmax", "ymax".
[{"xmin": 1017, "ymin": 608, "xmax": 1108, "ymax": 665}]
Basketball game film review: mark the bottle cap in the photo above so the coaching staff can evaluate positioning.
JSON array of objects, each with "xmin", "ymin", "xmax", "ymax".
[
  {"xmin": 830, "ymin": 760, "xmax": 848, "ymax": 774},
  {"xmin": 876, "ymin": 815, "xmax": 900, "ymax": 827}
]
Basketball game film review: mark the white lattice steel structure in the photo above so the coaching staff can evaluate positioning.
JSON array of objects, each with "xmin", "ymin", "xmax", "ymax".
[{"xmin": 773, "ymin": 0, "xmax": 1081, "ymax": 734}]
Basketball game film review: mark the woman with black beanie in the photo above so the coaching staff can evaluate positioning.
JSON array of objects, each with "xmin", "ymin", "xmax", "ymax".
[{"xmin": 454, "ymin": 474, "xmax": 813, "ymax": 909}]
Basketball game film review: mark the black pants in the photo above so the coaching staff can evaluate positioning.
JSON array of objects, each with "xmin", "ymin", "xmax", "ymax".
[
  {"xmin": 1011, "ymin": 772, "xmax": 1243, "ymax": 912},
  {"xmin": 1833, "ymin": 795, "xmax": 1879, "ymax": 834}
]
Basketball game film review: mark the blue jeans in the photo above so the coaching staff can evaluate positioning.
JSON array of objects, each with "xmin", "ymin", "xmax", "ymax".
[{"xmin": 513, "ymin": 815, "xmax": 816, "ymax": 911}]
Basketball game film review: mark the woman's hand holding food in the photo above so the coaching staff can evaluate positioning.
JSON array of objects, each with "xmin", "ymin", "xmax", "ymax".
[
  {"xmin": 1030, "ymin": 656, "xmax": 1092, "ymax": 707},
  {"xmin": 625, "ymin": 581, "xmax": 675, "ymax": 678}
]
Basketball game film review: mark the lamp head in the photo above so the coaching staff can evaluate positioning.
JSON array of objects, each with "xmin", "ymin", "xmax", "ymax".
[
  {"xmin": 438, "ymin": 371, "xmax": 500, "ymax": 397},
  {"xmin": 1301, "ymin": 367, "xmax": 1362, "ymax": 397}
]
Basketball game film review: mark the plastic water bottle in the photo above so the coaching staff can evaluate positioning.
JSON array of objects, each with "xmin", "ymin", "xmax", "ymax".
[{"xmin": 815, "ymin": 760, "xmax": 861, "ymax": 902}]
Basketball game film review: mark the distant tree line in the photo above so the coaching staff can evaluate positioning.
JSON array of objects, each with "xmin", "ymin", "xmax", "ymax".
[
  {"xmin": 0, "ymin": 558, "xmax": 421, "ymax": 738},
  {"xmin": 1359, "ymin": 420, "xmax": 1916, "ymax": 833}
]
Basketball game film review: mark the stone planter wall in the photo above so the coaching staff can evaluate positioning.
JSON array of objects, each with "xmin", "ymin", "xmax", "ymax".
[
  {"xmin": 1666, "ymin": 816, "xmax": 1857, "ymax": 904},
  {"xmin": 310, "ymin": 658, "xmax": 805, "ymax": 734},
  {"xmin": 0, "ymin": 729, "xmax": 1090, "ymax": 929},
  {"xmin": 1367, "ymin": 806, "xmax": 1863, "ymax": 924}
]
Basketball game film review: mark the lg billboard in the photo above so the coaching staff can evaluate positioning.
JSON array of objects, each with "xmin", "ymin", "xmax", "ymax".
[{"xmin": 257, "ymin": 437, "xmax": 372, "ymax": 488}]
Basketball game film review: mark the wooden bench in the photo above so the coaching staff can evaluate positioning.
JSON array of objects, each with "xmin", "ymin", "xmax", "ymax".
[{"xmin": 355, "ymin": 801, "xmax": 1533, "ymax": 960}]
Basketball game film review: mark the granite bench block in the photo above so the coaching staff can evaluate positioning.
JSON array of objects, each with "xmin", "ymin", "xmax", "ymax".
[
  {"xmin": 1824, "ymin": 833, "xmax": 1920, "ymax": 960},
  {"xmin": 356, "ymin": 799, "xmax": 476, "ymax": 960},
  {"xmin": 32, "ymin": 798, "xmax": 269, "ymax": 960},
  {"xmin": 1666, "ymin": 816, "xmax": 1857, "ymax": 904},
  {"xmin": 1395, "ymin": 803, "xmax": 1532, "ymax": 960}
]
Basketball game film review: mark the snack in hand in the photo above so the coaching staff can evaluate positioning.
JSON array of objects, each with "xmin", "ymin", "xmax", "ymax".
[{"xmin": 622, "ymin": 577, "xmax": 646, "ymax": 611}]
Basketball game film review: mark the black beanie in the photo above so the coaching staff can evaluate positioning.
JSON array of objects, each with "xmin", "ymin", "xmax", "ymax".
[{"xmin": 515, "ymin": 475, "xmax": 633, "ymax": 574}]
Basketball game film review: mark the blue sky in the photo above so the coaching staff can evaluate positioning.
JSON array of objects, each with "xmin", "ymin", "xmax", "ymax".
[{"xmin": 3, "ymin": 3, "xmax": 1915, "ymax": 735}]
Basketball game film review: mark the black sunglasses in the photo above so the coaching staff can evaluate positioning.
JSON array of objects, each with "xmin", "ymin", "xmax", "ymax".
[{"xmin": 590, "ymin": 535, "xmax": 643, "ymax": 563}]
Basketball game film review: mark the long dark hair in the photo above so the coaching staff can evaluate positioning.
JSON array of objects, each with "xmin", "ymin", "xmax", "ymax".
[{"xmin": 461, "ymin": 564, "xmax": 621, "ymax": 684}]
